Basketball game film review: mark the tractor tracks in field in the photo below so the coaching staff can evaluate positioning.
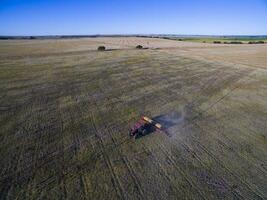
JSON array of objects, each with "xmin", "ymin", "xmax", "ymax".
[
  {"xmin": 98, "ymin": 60, "xmax": 210, "ymax": 198},
  {"xmin": 90, "ymin": 77, "xmax": 146, "ymax": 199},
  {"xmin": 85, "ymin": 52, "xmax": 264, "ymax": 199},
  {"xmin": 91, "ymin": 104, "xmax": 146, "ymax": 199},
  {"xmin": 189, "ymin": 122, "xmax": 266, "ymax": 200},
  {"xmin": 104, "ymin": 122, "xmax": 146, "ymax": 199},
  {"xmin": 183, "ymin": 108, "xmax": 265, "ymax": 197},
  {"xmin": 155, "ymin": 142, "xmax": 209, "ymax": 200},
  {"xmin": 164, "ymin": 115, "xmax": 265, "ymax": 200},
  {"xmin": 91, "ymin": 122, "xmax": 146, "ymax": 199},
  {"xmin": 183, "ymin": 101, "xmax": 267, "ymax": 179},
  {"xmin": 186, "ymin": 67, "xmax": 254, "ymax": 115},
  {"xmin": 179, "ymin": 143, "xmax": 244, "ymax": 199},
  {"xmin": 141, "ymin": 143, "xmax": 205, "ymax": 199},
  {"xmin": 178, "ymin": 65, "xmax": 267, "ymax": 183},
  {"xmin": 150, "ymin": 127, "xmax": 247, "ymax": 199},
  {"xmin": 121, "ymin": 156, "xmax": 145, "ymax": 198},
  {"xmin": 195, "ymin": 112, "xmax": 267, "ymax": 176},
  {"xmin": 149, "ymin": 67, "xmax": 256, "ymax": 198},
  {"xmin": 90, "ymin": 113, "xmax": 127, "ymax": 200},
  {"xmin": 91, "ymin": 70, "xmax": 170, "ymax": 199}
]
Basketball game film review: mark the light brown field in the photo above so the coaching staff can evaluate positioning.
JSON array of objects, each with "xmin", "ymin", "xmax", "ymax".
[{"xmin": 0, "ymin": 37, "xmax": 266, "ymax": 199}]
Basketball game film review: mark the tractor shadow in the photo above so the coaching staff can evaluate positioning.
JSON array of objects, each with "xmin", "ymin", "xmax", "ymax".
[
  {"xmin": 134, "ymin": 124, "xmax": 157, "ymax": 139},
  {"xmin": 153, "ymin": 111, "xmax": 184, "ymax": 128}
]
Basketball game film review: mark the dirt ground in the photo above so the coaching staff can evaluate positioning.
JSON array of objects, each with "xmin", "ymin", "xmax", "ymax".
[{"xmin": 0, "ymin": 37, "xmax": 266, "ymax": 199}]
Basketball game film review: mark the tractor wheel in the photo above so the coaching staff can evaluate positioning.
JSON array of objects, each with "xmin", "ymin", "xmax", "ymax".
[{"xmin": 142, "ymin": 129, "xmax": 147, "ymax": 135}]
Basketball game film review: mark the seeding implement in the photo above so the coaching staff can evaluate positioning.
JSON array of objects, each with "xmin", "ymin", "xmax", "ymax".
[{"xmin": 129, "ymin": 116, "xmax": 166, "ymax": 139}]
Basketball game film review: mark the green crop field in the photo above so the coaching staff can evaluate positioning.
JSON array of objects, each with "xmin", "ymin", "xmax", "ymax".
[
  {"xmin": 174, "ymin": 37, "xmax": 267, "ymax": 44},
  {"xmin": 0, "ymin": 38, "xmax": 266, "ymax": 199}
]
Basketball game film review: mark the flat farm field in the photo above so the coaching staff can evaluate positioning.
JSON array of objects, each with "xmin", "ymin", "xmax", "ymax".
[{"xmin": 0, "ymin": 37, "xmax": 267, "ymax": 199}]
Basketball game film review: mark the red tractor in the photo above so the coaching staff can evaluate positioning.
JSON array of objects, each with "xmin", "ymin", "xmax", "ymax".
[{"xmin": 129, "ymin": 116, "xmax": 164, "ymax": 139}]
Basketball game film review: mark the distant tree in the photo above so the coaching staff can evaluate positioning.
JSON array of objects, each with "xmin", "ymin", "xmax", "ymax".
[
  {"xmin": 248, "ymin": 41, "xmax": 264, "ymax": 44},
  {"xmin": 230, "ymin": 41, "xmax": 243, "ymax": 44},
  {"xmin": 0, "ymin": 37, "xmax": 8, "ymax": 40},
  {"xmin": 213, "ymin": 41, "xmax": 221, "ymax": 44},
  {"xmin": 98, "ymin": 46, "xmax": 106, "ymax": 51},
  {"xmin": 136, "ymin": 45, "xmax": 143, "ymax": 49}
]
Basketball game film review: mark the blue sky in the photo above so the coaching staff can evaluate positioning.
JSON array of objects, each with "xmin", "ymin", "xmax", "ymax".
[{"xmin": 0, "ymin": 0, "xmax": 267, "ymax": 35}]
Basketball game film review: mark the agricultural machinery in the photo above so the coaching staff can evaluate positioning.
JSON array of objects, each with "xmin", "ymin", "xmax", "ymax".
[{"xmin": 129, "ymin": 116, "xmax": 168, "ymax": 139}]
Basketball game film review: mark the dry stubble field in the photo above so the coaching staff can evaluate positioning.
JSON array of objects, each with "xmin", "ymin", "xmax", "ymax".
[{"xmin": 0, "ymin": 37, "xmax": 267, "ymax": 199}]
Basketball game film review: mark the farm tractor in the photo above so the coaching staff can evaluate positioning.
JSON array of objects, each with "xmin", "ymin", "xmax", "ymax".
[{"xmin": 129, "ymin": 116, "xmax": 166, "ymax": 139}]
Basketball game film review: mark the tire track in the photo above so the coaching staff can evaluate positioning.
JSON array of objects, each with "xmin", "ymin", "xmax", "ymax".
[
  {"xmin": 194, "ymin": 114, "xmax": 267, "ymax": 176},
  {"xmin": 99, "ymin": 111, "xmax": 145, "ymax": 199},
  {"xmin": 141, "ymin": 144, "xmax": 196, "ymax": 199},
  {"xmin": 121, "ymin": 156, "xmax": 145, "ymax": 198},
  {"xmin": 90, "ymin": 113, "xmax": 126, "ymax": 200},
  {"xmin": 189, "ymin": 122, "xmax": 266, "ymax": 199},
  {"xmin": 156, "ymin": 142, "xmax": 208, "ymax": 200},
  {"xmin": 179, "ymin": 143, "xmax": 244, "ymax": 199}
]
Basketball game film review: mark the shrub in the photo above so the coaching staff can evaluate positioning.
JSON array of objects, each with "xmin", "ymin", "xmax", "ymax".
[
  {"xmin": 230, "ymin": 41, "xmax": 243, "ymax": 44},
  {"xmin": 248, "ymin": 41, "xmax": 265, "ymax": 44},
  {"xmin": 213, "ymin": 41, "xmax": 221, "ymax": 44},
  {"xmin": 97, "ymin": 46, "xmax": 106, "ymax": 51},
  {"xmin": 136, "ymin": 45, "xmax": 143, "ymax": 49}
]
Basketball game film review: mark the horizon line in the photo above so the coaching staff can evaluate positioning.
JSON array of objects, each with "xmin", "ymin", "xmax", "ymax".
[{"xmin": 1, "ymin": 34, "xmax": 267, "ymax": 37}]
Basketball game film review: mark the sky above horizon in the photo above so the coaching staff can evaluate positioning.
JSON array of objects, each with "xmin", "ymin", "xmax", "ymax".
[{"xmin": 1, "ymin": 0, "xmax": 267, "ymax": 36}]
